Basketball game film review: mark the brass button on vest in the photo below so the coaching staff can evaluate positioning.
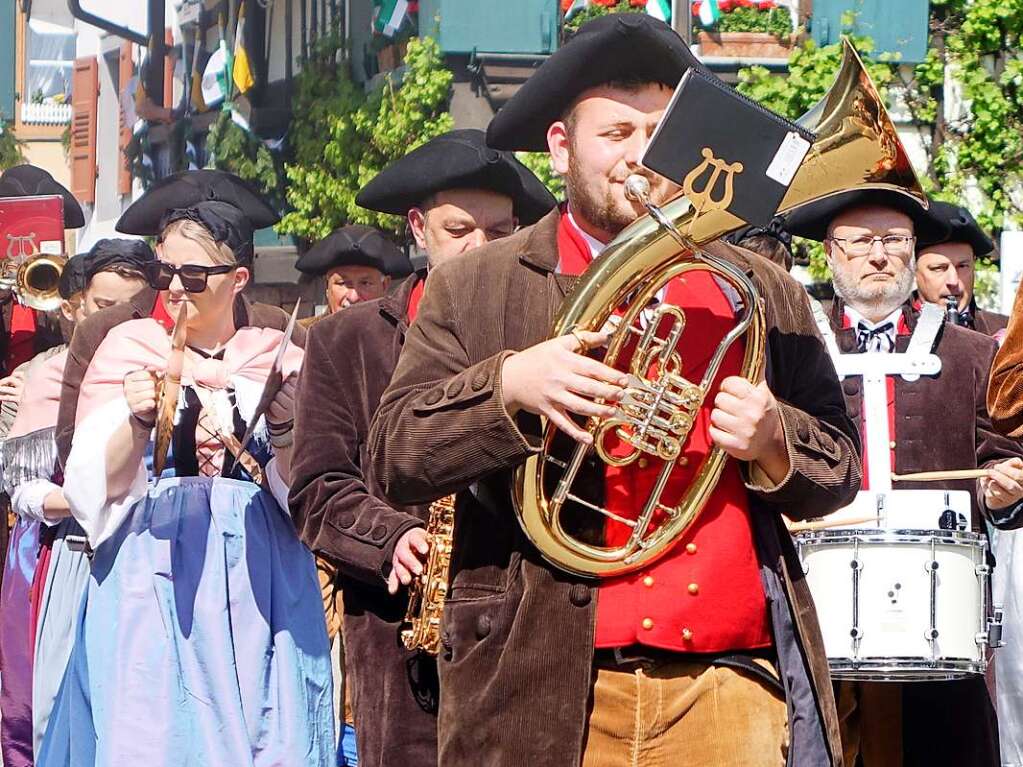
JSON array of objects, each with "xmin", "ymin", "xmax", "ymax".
[{"xmin": 641, "ymin": 617, "xmax": 654, "ymax": 631}]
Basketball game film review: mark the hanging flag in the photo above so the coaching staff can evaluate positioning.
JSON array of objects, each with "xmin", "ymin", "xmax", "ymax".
[
  {"xmin": 190, "ymin": 25, "xmax": 207, "ymax": 113},
  {"xmin": 232, "ymin": 0, "xmax": 255, "ymax": 95},
  {"xmin": 563, "ymin": 0, "xmax": 588, "ymax": 20},
  {"xmin": 699, "ymin": 0, "xmax": 722, "ymax": 26},
  {"xmin": 372, "ymin": 0, "xmax": 410, "ymax": 38},
  {"xmin": 646, "ymin": 0, "xmax": 671, "ymax": 23},
  {"xmin": 201, "ymin": 44, "xmax": 228, "ymax": 107}
]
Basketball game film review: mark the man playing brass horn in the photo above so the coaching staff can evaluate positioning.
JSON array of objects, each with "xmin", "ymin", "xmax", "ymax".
[{"xmin": 368, "ymin": 15, "xmax": 861, "ymax": 767}]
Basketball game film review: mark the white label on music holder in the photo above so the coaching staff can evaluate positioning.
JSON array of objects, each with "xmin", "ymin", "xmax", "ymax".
[{"xmin": 766, "ymin": 131, "xmax": 811, "ymax": 186}]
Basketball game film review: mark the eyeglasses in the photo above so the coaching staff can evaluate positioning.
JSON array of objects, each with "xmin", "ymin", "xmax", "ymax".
[
  {"xmin": 828, "ymin": 234, "xmax": 915, "ymax": 258},
  {"xmin": 145, "ymin": 262, "xmax": 236, "ymax": 293}
]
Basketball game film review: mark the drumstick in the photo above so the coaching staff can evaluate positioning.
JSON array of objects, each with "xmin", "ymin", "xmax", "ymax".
[
  {"xmin": 787, "ymin": 514, "xmax": 881, "ymax": 533},
  {"xmin": 891, "ymin": 469, "xmax": 990, "ymax": 482}
]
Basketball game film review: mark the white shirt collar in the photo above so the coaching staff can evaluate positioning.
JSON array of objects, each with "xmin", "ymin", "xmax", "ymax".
[
  {"xmin": 565, "ymin": 207, "xmax": 607, "ymax": 260},
  {"xmin": 844, "ymin": 305, "xmax": 902, "ymax": 332}
]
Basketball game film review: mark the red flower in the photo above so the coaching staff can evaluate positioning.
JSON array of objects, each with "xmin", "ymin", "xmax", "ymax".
[
  {"xmin": 735, "ymin": 0, "xmax": 755, "ymax": 8},
  {"xmin": 561, "ymin": 0, "xmax": 573, "ymax": 10},
  {"xmin": 629, "ymin": 0, "xmax": 647, "ymax": 7},
  {"xmin": 758, "ymin": 0, "xmax": 776, "ymax": 8},
  {"xmin": 692, "ymin": 0, "xmax": 702, "ymax": 14},
  {"xmin": 718, "ymin": 0, "xmax": 733, "ymax": 12}
]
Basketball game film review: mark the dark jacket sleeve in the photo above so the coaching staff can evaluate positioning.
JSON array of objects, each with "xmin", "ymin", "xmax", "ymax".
[
  {"xmin": 736, "ymin": 264, "xmax": 861, "ymax": 521},
  {"xmin": 369, "ymin": 266, "xmax": 539, "ymax": 506},
  {"xmin": 289, "ymin": 319, "xmax": 424, "ymax": 586},
  {"xmin": 974, "ymin": 334, "xmax": 1023, "ymax": 529}
]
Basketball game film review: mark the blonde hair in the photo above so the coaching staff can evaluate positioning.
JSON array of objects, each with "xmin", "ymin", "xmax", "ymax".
[{"xmin": 159, "ymin": 218, "xmax": 236, "ymax": 266}]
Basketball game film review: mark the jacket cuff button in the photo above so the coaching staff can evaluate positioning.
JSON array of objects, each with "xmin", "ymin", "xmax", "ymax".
[
  {"xmin": 356, "ymin": 520, "xmax": 372, "ymax": 535},
  {"xmin": 338, "ymin": 512, "xmax": 356, "ymax": 529},
  {"xmin": 470, "ymin": 371, "xmax": 489, "ymax": 391},
  {"xmin": 446, "ymin": 380, "xmax": 465, "ymax": 398},
  {"xmin": 424, "ymin": 389, "xmax": 444, "ymax": 406},
  {"xmin": 371, "ymin": 524, "xmax": 388, "ymax": 541},
  {"xmin": 569, "ymin": 584, "xmax": 591, "ymax": 607},
  {"xmin": 475, "ymin": 614, "xmax": 492, "ymax": 639}
]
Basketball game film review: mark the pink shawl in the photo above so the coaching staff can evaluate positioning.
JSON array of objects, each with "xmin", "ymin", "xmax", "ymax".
[
  {"xmin": 76, "ymin": 318, "xmax": 304, "ymax": 424},
  {"xmin": 9, "ymin": 348, "xmax": 67, "ymax": 438}
]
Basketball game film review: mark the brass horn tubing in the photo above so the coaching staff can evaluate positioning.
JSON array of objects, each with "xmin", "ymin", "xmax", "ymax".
[{"xmin": 542, "ymin": 259, "xmax": 763, "ymax": 569}]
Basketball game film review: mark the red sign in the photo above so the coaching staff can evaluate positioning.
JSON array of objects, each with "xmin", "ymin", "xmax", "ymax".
[{"xmin": 0, "ymin": 195, "xmax": 66, "ymax": 261}]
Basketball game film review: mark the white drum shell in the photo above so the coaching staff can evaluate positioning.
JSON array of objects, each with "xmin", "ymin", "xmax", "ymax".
[{"xmin": 798, "ymin": 530, "xmax": 988, "ymax": 681}]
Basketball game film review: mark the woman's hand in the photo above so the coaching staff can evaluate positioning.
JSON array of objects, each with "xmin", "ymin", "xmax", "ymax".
[
  {"xmin": 267, "ymin": 373, "xmax": 298, "ymax": 430},
  {"xmin": 123, "ymin": 369, "xmax": 160, "ymax": 427}
]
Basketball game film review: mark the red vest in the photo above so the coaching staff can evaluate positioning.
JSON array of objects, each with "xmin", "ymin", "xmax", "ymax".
[{"xmin": 557, "ymin": 212, "xmax": 772, "ymax": 653}]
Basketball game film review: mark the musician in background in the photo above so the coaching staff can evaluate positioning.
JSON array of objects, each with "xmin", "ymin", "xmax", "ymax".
[
  {"xmin": 367, "ymin": 15, "xmax": 861, "ymax": 766},
  {"xmin": 914, "ymin": 200, "xmax": 1008, "ymax": 338},
  {"xmin": 786, "ymin": 188, "xmax": 1023, "ymax": 767},
  {"xmin": 296, "ymin": 225, "xmax": 411, "ymax": 324},
  {"xmin": 0, "ymin": 165, "xmax": 83, "ymax": 377},
  {"xmin": 724, "ymin": 217, "xmax": 795, "ymax": 272},
  {"xmin": 289, "ymin": 128, "xmax": 554, "ymax": 767}
]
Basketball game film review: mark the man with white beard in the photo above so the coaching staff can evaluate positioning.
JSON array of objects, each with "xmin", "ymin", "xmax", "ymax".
[{"xmin": 785, "ymin": 189, "xmax": 1023, "ymax": 767}]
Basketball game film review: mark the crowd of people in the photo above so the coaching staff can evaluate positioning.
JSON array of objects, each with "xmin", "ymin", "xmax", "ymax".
[{"xmin": 0, "ymin": 12, "xmax": 1022, "ymax": 767}]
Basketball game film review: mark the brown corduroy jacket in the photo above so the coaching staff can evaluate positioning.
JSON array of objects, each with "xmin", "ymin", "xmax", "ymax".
[
  {"xmin": 367, "ymin": 209, "xmax": 861, "ymax": 766},
  {"xmin": 989, "ymin": 281, "xmax": 1023, "ymax": 438},
  {"xmin": 55, "ymin": 289, "xmax": 302, "ymax": 468},
  {"xmin": 289, "ymin": 274, "xmax": 438, "ymax": 767}
]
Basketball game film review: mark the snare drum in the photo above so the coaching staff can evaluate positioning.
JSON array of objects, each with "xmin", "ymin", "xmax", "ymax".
[{"xmin": 796, "ymin": 529, "xmax": 998, "ymax": 681}]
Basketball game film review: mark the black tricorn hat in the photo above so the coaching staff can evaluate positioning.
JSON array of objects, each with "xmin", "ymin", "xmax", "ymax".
[
  {"xmin": 916, "ymin": 200, "xmax": 994, "ymax": 256},
  {"xmin": 116, "ymin": 170, "xmax": 279, "ymax": 235},
  {"xmin": 782, "ymin": 189, "xmax": 948, "ymax": 243},
  {"xmin": 296, "ymin": 225, "xmax": 410, "ymax": 278},
  {"xmin": 486, "ymin": 14, "xmax": 707, "ymax": 152},
  {"xmin": 0, "ymin": 164, "xmax": 85, "ymax": 228},
  {"xmin": 355, "ymin": 129, "xmax": 556, "ymax": 224}
]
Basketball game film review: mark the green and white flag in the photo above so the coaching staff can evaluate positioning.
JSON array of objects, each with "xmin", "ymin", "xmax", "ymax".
[
  {"xmin": 646, "ymin": 0, "xmax": 671, "ymax": 23},
  {"xmin": 373, "ymin": 0, "xmax": 410, "ymax": 38},
  {"xmin": 699, "ymin": 0, "xmax": 722, "ymax": 26}
]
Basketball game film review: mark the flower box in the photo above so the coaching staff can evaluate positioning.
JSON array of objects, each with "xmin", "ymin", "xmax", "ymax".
[{"xmin": 696, "ymin": 30, "xmax": 796, "ymax": 59}]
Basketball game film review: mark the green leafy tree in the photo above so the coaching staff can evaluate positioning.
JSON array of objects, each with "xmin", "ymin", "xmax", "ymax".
[
  {"xmin": 0, "ymin": 117, "xmax": 24, "ymax": 171},
  {"xmin": 279, "ymin": 35, "xmax": 454, "ymax": 240},
  {"xmin": 206, "ymin": 112, "xmax": 287, "ymax": 211},
  {"xmin": 516, "ymin": 151, "xmax": 565, "ymax": 200}
]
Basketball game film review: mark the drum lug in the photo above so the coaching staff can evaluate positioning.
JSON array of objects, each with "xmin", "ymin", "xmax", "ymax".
[
  {"xmin": 926, "ymin": 541, "xmax": 939, "ymax": 657},
  {"xmin": 984, "ymin": 607, "xmax": 1004, "ymax": 649},
  {"xmin": 850, "ymin": 544, "xmax": 863, "ymax": 653}
]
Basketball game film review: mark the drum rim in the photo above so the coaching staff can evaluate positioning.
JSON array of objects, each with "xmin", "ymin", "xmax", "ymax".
[
  {"xmin": 828, "ymin": 656, "xmax": 985, "ymax": 681},
  {"xmin": 794, "ymin": 528, "xmax": 985, "ymax": 547}
]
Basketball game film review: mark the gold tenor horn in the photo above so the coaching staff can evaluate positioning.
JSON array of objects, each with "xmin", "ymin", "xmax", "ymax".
[
  {"xmin": 512, "ymin": 39, "xmax": 927, "ymax": 578},
  {"xmin": 0, "ymin": 253, "xmax": 66, "ymax": 312}
]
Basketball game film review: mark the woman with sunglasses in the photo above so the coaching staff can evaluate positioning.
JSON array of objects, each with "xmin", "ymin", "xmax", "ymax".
[{"xmin": 38, "ymin": 202, "xmax": 334, "ymax": 767}]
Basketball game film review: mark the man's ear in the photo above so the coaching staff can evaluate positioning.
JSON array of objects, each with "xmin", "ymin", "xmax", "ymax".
[
  {"xmin": 408, "ymin": 208, "xmax": 428, "ymax": 251},
  {"xmin": 548, "ymin": 121, "xmax": 570, "ymax": 177},
  {"xmin": 59, "ymin": 298, "xmax": 77, "ymax": 323}
]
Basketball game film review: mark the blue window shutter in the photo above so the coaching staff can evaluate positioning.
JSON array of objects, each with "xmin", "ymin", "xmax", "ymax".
[
  {"xmin": 0, "ymin": 0, "xmax": 16, "ymax": 119},
  {"xmin": 810, "ymin": 0, "xmax": 930, "ymax": 64},
  {"xmin": 419, "ymin": 0, "xmax": 559, "ymax": 55}
]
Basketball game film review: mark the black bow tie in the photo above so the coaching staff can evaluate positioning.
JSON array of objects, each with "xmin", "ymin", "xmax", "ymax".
[{"xmin": 856, "ymin": 321, "xmax": 896, "ymax": 353}]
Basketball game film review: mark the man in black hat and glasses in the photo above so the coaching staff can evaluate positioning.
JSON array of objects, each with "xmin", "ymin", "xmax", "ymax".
[
  {"xmin": 785, "ymin": 188, "xmax": 1023, "ymax": 767},
  {"xmin": 367, "ymin": 14, "xmax": 861, "ymax": 767},
  {"xmin": 289, "ymin": 128, "xmax": 554, "ymax": 767}
]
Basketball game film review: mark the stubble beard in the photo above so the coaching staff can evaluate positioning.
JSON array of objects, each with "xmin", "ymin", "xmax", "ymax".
[
  {"xmin": 564, "ymin": 161, "xmax": 638, "ymax": 239},
  {"xmin": 832, "ymin": 257, "xmax": 916, "ymax": 319}
]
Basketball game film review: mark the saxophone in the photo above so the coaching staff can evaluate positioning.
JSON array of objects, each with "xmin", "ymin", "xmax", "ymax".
[{"xmin": 400, "ymin": 494, "xmax": 455, "ymax": 655}]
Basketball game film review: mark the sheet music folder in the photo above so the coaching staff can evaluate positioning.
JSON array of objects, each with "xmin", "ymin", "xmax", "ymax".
[{"xmin": 642, "ymin": 68, "xmax": 816, "ymax": 227}]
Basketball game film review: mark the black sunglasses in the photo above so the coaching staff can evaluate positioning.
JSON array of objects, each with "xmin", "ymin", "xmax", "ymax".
[{"xmin": 145, "ymin": 262, "xmax": 236, "ymax": 293}]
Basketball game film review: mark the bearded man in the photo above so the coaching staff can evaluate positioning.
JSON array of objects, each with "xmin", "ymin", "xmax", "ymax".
[
  {"xmin": 786, "ymin": 189, "xmax": 1023, "ymax": 767},
  {"xmin": 366, "ymin": 14, "xmax": 863, "ymax": 766}
]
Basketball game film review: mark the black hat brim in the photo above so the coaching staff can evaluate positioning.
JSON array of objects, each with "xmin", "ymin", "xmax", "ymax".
[
  {"xmin": 486, "ymin": 14, "xmax": 707, "ymax": 152},
  {"xmin": 0, "ymin": 164, "xmax": 85, "ymax": 228},
  {"xmin": 116, "ymin": 170, "xmax": 279, "ymax": 235},
  {"xmin": 356, "ymin": 129, "xmax": 556, "ymax": 224},
  {"xmin": 915, "ymin": 200, "xmax": 994, "ymax": 255},
  {"xmin": 295, "ymin": 225, "xmax": 409, "ymax": 277},
  {"xmin": 783, "ymin": 189, "xmax": 948, "ymax": 243}
]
